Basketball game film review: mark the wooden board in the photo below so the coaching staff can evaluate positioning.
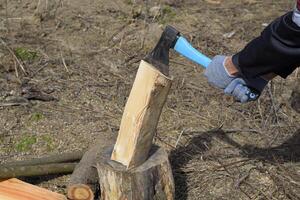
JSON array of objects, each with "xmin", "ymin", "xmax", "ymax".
[
  {"xmin": 111, "ymin": 60, "xmax": 172, "ymax": 168},
  {"xmin": 0, "ymin": 178, "xmax": 67, "ymax": 200}
]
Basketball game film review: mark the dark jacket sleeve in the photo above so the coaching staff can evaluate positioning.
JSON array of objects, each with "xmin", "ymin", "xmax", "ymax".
[{"xmin": 232, "ymin": 11, "xmax": 300, "ymax": 79}]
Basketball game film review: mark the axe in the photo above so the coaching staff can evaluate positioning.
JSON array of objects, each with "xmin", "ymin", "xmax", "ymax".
[{"xmin": 145, "ymin": 25, "xmax": 260, "ymax": 101}]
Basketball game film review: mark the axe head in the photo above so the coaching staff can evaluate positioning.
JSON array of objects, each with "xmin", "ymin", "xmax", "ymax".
[{"xmin": 144, "ymin": 26, "xmax": 180, "ymax": 76}]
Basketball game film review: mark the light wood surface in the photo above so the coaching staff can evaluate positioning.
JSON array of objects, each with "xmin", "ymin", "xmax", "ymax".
[
  {"xmin": 111, "ymin": 60, "xmax": 172, "ymax": 168},
  {"xmin": 0, "ymin": 178, "xmax": 66, "ymax": 200}
]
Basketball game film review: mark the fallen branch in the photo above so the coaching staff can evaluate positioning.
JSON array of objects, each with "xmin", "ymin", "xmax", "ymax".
[
  {"xmin": 0, "ymin": 163, "xmax": 77, "ymax": 179},
  {"xmin": 0, "ymin": 37, "xmax": 26, "ymax": 74},
  {"xmin": 67, "ymin": 146, "xmax": 101, "ymax": 200},
  {"xmin": 1, "ymin": 151, "xmax": 84, "ymax": 167},
  {"xmin": 67, "ymin": 138, "xmax": 115, "ymax": 200}
]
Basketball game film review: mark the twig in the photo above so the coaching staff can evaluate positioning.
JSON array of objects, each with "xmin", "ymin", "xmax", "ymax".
[
  {"xmin": 13, "ymin": 59, "xmax": 19, "ymax": 77},
  {"xmin": 5, "ymin": 0, "xmax": 9, "ymax": 32},
  {"xmin": 60, "ymin": 50, "xmax": 69, "ymax": 73},
  {"xmin": 155, "ymin": 136, "xmax": 176, "ymax": 149},
  {"xmin": 175, "ymin": 129, "xmax": 185, "ymax": 148},
  {"xmin": 223, "ymin": 128, "xmax": 261, "ymax": 134},
  {"xmin": 107, "ymin": 22, "xmax": 129, "ymax": 44},
  {"xmin": 0, "ymin": 37, "xmax": 26, "ymax": 74},
  {"xmin": 267, "ymin": 83, "xmax": 279, "ymax": 124}
]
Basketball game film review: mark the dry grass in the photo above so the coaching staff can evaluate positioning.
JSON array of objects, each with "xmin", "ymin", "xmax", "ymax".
[{"xmin": 0, "ymin": 0, "xmax": 299, "ymax": 199}]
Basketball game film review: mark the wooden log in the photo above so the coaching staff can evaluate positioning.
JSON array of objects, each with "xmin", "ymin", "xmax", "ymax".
[
  {"xmin": 0, "ymin": 178, "xmax": 67, "ymax": 200},
  {"xmin": 1, "ymin": 151, "xmax": 84, "ymax": 167},
  {"xmin": 67, "ymin": 137, "xmax": 115, "ymax": 200},
  {"xmin": 98, "ymin": 146, "xmax": 175, "ymax": 200},
  {"xmin": 111, "ymin": 60, "xmax": 172, "ymax": 168},
  {"xmin": 0, "ymin": 163, "xmax": 76, "ymax": 179}
]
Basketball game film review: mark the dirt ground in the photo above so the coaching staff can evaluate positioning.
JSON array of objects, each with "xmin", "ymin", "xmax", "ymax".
[{"xmin": 0, "ymin": 0, "xmax": 299, "ymax": 199}]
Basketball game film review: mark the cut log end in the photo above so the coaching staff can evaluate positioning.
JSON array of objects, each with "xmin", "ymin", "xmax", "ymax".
[
  {"xmin": 67, "ymin": 184, "xmax": 94, "ymax": 200},
  {"xmin": 67, "ymin": 138, "xmax": 115, "ymax": 200}
]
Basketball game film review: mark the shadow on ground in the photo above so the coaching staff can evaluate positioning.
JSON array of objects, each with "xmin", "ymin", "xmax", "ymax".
[{"xmin": 170, "ymin": 129, "xmax": 300, "ymax": 200}]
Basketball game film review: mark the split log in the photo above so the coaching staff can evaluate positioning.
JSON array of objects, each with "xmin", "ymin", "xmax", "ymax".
[
  {"xmin": 111, "ymin": 60, "xmax": 172, "ymax": 168},
  {"xmin": 98, "ymin": 146, "xmax": 175, "ymax": 200},
  {"xmin": 1, "ymin": 151, "xmax": 84, "ymax": 167},
  {"xmin": 0, "ymin": 178, "xmax": 67, "ymax": 200},
  {"xmin": 0, "ymin": 163, "xmax": 76, "ymax": 179}
]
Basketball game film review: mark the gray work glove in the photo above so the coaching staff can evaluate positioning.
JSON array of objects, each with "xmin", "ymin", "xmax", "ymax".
[
  {"xmin": 204, "ymin": 55, "xmax": 268, "ymax": 103},
  {"xmin": 204, "ymin": 55, "xmax": 235, "ymax": 89}
]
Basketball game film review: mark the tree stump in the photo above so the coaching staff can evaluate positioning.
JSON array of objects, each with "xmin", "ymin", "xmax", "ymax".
[{"xmin": 97, "ymin": 146, "xmax": 175, "ymax": 200}]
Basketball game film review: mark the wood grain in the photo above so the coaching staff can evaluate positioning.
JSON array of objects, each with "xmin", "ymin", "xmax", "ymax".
[
  {"xmin": 0, "ymin": 178, "xmax": 67, "ymax": 200},
  {"xmin": 111, "ymin": 60, "xmax": 172, "ymax": 168}
]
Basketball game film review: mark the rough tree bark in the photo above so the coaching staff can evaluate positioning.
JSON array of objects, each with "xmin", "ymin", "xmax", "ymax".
[
  {"xmin": 67, "ymin": 137, "xmax": 115, "ymax": 200},
  {"xmin": 1, "ymin": 151, "xmax": 84, "ymax": 167},
  {"xmin": 0, "ymin": 163, "xmax": 76, "ymax": 179}
]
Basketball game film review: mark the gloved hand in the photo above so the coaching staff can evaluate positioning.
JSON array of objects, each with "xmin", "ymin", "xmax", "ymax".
[
  {"xmin": 204, "ymin": 55, "xmax": 235, "ymax": 89},
  {"xmin": 224, "ymin": 78, "xmax": 268, "ymax": 103},
  {"xmin": 204, "ymin": 55, "xmax": 268, "ymax": 102}
]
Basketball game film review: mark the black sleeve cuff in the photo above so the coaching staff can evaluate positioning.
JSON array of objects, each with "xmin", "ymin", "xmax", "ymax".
[{"xmin": 233, "ymin": 11, "xmax": 300, "ymax": 79}]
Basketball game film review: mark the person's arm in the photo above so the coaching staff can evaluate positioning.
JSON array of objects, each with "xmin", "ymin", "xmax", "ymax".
[
  {"xmin": 232, "ymin": 7, "xmax": 300, "ymax": 80},
  {"xmin": 205, "ymin": 2, "xmax": 300, "ymax": 103}
]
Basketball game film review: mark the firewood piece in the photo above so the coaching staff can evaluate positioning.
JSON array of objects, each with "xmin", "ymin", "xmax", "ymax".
[
  {"xmin": 0, "ymin": 178, "xmax": 67, "ymax": 200},
  {"xmin": 111, "ymin": 60, "xmax": 172, "ymax": 168},
  {"xmin": 98, "ymin": 146, "xmax": 175, "ymax": 200},
  {"xmin": 0, "ymin": 163, "xmax": 76, "ymax": 179},
  {"xmin": 1, "ymin": 151, "xmax": 84, "ymax": 167},
  {"xmin": 67, "ymin": 137, "xmax": 115, "ymax": 200},
  {"xmin": 67, "ymin": 148, "xmax": 101, "ymax": 200},
  {"xmin": 67, "ymin": 184, "xmax": 93, "ymax": 200}
]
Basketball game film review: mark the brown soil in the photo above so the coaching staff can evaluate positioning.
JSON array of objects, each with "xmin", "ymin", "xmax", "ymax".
[{"xmin": 0, "ymin": 0, "xmax": 299, "ymax": 199}]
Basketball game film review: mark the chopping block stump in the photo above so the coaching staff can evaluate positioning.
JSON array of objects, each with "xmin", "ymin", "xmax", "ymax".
[{"xmin": 97, "ymin": 146, "xmax": 175, "ymax": 200}]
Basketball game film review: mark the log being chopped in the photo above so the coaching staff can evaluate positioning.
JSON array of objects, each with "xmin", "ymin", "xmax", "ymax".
[
  {"xmin": 98, "ymin": 26, "xmax": 180, "ymax": 200},
  {"xmin": 111, "ymin": 26, "xmax": 179, "ymax": 169}
]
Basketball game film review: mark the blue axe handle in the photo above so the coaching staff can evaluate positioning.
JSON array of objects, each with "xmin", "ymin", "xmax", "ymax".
[
  {"xmin": 174, "ymin": 36, "xmax": 211, "ymax": 68},
  {"xmin": 173, "ymin": 36, "xmax": 260, "ymax": 101}
]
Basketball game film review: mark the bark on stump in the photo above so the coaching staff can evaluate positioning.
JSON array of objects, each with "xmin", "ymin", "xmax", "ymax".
[
  {"xmin": 67, "ymin": 133, "xmax": 116, "ymax": 200},
  {"xmin": 97, "ymin": 146, "xmax": 175, "ymax": 200},
  {"xmin": 67, "ymin": 146, "xmax": 99, "ymax": 200},
  {"xmin": 67, "ymin": 137, "xmax": 116, "ymax": 200}
]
